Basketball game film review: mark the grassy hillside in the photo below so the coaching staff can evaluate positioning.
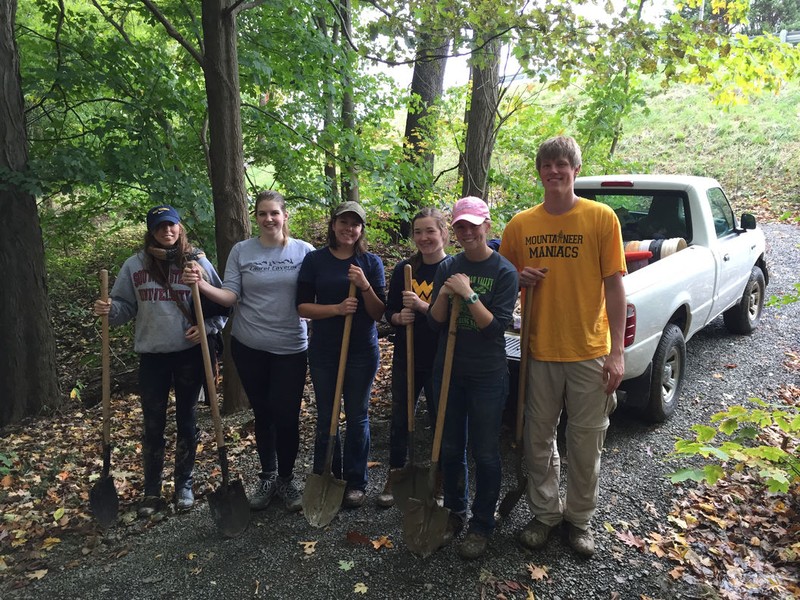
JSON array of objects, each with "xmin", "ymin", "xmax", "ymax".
[{"xmin": 613, "ymin": 81, "xmax": 800, "ymax": 219}]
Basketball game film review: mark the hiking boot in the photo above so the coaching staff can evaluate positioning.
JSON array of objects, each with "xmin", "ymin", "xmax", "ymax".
[
  {"xmin": 440, "ymin": 512, "xmax": 466, "ymax": 547},
  {"xmin": 458, "ymin": 531, "xmax": 489, "ymax": 560},
  {"xmin": 519, "ymin": 518, "xmax": 559, "ymax": 550},
  {"xmin": 567, "ymin": 523, "xmax": 595, "ymax": 557},
  {"xmin": 175, "ymin": 486, "xmax": 195, "ymax": 511},
  {"xmin": 276, "ymin": 475, "xmax": 303, "ymax": 512},
  {"xmin": 376, "ymin": 479, "xmax": 394, "ymax": 508},
  {"xmin": 249, "ymin": 472, "xmax": 277, "ymax": 510},
  {"xmin": 137, "ymin": 495, "xmax": 165, "ymax": 518},
  {"xmin": 342, "ymin": 488, "xmax": 365, "ymax": 508}
]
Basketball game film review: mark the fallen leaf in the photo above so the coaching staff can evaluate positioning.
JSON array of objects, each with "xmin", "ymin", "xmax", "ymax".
[
  {"xmin": 52, "ymin": 507, "xmax": 65, "ymax": 522},
  {"xmin": 339, "ymin": 559, "xmax": 354, "ymax": 571},
  {"xmin": 41, "ymin": 537, "xmax": 61, "ymax": 550},
  {"xmin": 298, "ymin": 540, "xmax": 317, "ymax": 555},
  {"xmin": 371, "ymin": 535, "xmax": 393, "ymax": 550},
  {"xmin": 26, "ymin": 569, "xmax": 47, "ymax": 580},
  {"xmin": 187, "ymin": 552, "xmax": 197, "ymax": 560},
  {"xmin": 346, "ymin": 530, "xmax": 370, "ymax": 546},
  {"xmin": 1, "ymin": 474, "xmax": 12, "ymax": 488},
  {"xmin": 367, "ymin": 461, "xmax": 381, "ymax": 468},
  {"xmin": 354, "ymin": 582, "xmax": 368, "ymax": 594},
  {"xmin": 527, "ymin": 563, "xmax": 549, "ymax": 581}
]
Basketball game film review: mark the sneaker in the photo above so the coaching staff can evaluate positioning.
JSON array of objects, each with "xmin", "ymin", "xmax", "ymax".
[
  {"xmin": 276, "ymin": 476, "xmax": 303, "ymax": 512},
  {"xmin": 376, "ymin": 479, "xmax": 394, "ymax": 508},
  {"xmin": 440, "ymin": 512, "xmax": 466, "ymax": 547},
  {"xmin": 137, "ymin": 495, "xmax": 164, "ymax": 518},
  {"xmin": 175, "ymin": 486, "xmax": 195, "ymax": 511},
  {"xmin": 342, "ymin": 488, "xmax": 365, "ymax": 508},
  {"xmin": 519, "ymin": 518, "xmax": 559, "ymax": 550},
  {"xmin": 458, "ymin": 531, "xmax": 489, "ymax": 560},
  {"xmin": 567, "ymin": 523, "xmax": 595, "ymax": 557},
  {"xmin": 249, "ymin": 472, "xmax": 277, "ymax": 510}
]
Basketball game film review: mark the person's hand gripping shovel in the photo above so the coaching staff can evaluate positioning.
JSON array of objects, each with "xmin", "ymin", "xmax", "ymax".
[
  {"xmin": 192, "ymin": 282, "xmax": 250, "ymax": 537},
  {"xmin": 302, "ymin": 282, "xmax": 357, "ymax": 527},
  {"xmin": 403, "ymin": 296, "xmax": 461, "ymax": 558},
  {"xmin": 89, "ymin": 269, "xmax": 119, "ymax": 528},
  {"xmin": 390, "ymin": 264, "xmax": 429, "ymax": 513}
]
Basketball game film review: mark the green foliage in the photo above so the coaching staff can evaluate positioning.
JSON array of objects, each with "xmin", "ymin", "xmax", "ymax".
[{"xmin": 669, "ymin": 398, "xmax": 800, "ymax": 493}]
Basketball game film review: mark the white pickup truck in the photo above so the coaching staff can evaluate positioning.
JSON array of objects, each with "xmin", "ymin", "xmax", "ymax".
[{"xmin": 570, "ymin": 175, "xmax": 769, "ymax": 422}]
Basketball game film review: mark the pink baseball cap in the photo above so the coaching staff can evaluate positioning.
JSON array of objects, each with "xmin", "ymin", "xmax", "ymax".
[{"xmin": 452, "ymin": 196, "xmax": 490, "ymax": 225}]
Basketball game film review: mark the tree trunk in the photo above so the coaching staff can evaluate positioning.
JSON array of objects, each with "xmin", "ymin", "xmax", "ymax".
[
  {"xmin": 339, "ymin": 0, "xmax": 359, "ymax": 203},
  {"xmin": 201, "ymin": 0, "xmax": 250, "ymax": 414},
  {"xmin": 315, "ymin": 15, "xmax": 339, "ymax": 204},
  {"xmin": 460, "ymin": 37, "xmax": 500, "ymax": 200},
  {"xmin": 0, "ymin": 0, "xmax": 61, "ymax": 427},
  {"xmin": 398, "ymin": 33, "xmax": 449, "ymax": 239}
]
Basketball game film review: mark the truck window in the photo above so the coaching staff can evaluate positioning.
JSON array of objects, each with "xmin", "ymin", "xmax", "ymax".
[
  {"xmin": 707, "ymin": 188, "xmax": 735, "ymax": 237},
  {"xmin": 580, "ymin": 191, "xmax": 690, "ymax": 242}
]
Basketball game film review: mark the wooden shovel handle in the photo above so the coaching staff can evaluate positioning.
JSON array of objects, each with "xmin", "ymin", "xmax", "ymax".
[
  {"xmin": 329, "ymin": 282, "xmax": 357, "ymax": 437},
  {"xmin": 192, "ymin": 282, "xmax": 225, "ymax": 449},
  {"xmin": 404, "ymin": 264, "xmax": 415, "ymax": 433},
  {"xmin": 100, "ymin": 270, "xmax": 111, "ymax": 445},
  {"xmin": 430, "ymin": 295, "xmax": 461, "ymax": 464},
  {"xmin": 515, "ymin": 288, "xmax": 534, "ymax": 442}
]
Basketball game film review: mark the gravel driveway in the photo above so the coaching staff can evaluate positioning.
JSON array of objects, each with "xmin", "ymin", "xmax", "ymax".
[{"xmin": 9, "ymin": 222, "xmax": 798, "ymax": 600}]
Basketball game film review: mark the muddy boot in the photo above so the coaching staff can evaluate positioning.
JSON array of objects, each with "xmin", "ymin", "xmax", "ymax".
[
  {"xmin": 174, "ymin": 435, "xmax": 197, "ymax": 511},
  {"xmin": 139, "ymin": 445, "xmax": 165, "ymax": 517}
]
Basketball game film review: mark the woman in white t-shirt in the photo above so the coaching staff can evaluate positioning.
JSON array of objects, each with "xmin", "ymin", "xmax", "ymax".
[{"xmin": 184, "ymin": 190, "xmax": 313, "ymax": 512}]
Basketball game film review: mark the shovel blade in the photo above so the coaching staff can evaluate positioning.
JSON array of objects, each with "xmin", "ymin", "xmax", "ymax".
[
  {"xmin": 391, "ymin": 465, "xmax": 430, "ymax": 514},
  {"xmin": 302, "ymin": 472, "xmax": 346, "ymax": 528},
  {"xmin": 89, "ymin": 475, "xmax": 119, "ymax": 529},
  {"xmin": 208, "ymin": 479, "xmax": 250, "ymax": 538},
  {"xmin": 402, "ymin": 496, "xmax": 450, "ymax": 558}
]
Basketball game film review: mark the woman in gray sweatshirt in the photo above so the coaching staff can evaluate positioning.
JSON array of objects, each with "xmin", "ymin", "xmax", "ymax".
[{"xmin": 94, "ymin": 204, "xmax": 225, "ymax": 517}]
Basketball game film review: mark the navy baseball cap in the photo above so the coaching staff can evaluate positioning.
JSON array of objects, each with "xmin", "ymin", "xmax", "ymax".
[{"xmin": 146, "ymin": 205, "xmax": 181, "ymax": 231}]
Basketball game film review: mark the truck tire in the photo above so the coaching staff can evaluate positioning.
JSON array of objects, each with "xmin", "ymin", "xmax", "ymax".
[
  {"xmin": 723, "ymin": 267, "xmax": 765, "ymax": 335},
  {"xmin": 646, "ymin": 324, "xmax": 686, "ymax": 423}
]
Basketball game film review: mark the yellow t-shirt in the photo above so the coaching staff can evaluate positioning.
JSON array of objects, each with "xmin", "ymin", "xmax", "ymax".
[{"xmin": 500, "ymin": 198, "xmax": 626, "ymax": 362}]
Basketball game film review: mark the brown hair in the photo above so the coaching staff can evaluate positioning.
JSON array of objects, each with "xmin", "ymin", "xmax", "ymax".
[
  {"xmin": 535, "ymin": 135, "xmax": 583, "ymax": 171},
  {"xmin": 327, "ymin": 212, "xmax": 367, "ymax": 256},
  {"xmin": 255, "ymin": 190, "xmax": 290, "ymax": 246},
  {"xmin": 408, "ymin": 207, "xmax": 447, "ymax": 276}
]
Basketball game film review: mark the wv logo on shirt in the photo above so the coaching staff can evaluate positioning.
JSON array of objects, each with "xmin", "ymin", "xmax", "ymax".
[{"xmin": 413, "ymin": 279, "xmax": 434, "ymax": 303}]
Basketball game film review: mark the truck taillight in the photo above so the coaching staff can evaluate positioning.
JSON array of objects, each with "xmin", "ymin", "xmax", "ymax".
[{"xmin": 624, "ymin": 304, "xmax": 636, "ymax": 347}]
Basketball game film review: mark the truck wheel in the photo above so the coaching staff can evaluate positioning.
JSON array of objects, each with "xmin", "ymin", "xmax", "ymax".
[
  {"xmin": 723, "ymin": 267, "xmax": 765, "ymax": 335},
  {"xmin": 646, "ymin": 324, "xmax": 686, "ymax": 423}
]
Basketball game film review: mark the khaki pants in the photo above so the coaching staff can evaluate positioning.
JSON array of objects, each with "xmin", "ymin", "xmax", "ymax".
[{"xmin": 523, "ymin": 357, "xmax": 617, "ymax": 529}]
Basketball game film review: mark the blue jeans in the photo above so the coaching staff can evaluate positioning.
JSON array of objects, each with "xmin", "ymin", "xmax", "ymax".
[
  {"xmin": 309, "ymin": 345, "xmax": 379, "ymax": 491},
  {"xmin": 433, "ymin": 366, "xmax": 508, "ymax": 536},
  {"xmin": 389, "ymin": 363, "xmax": 436, "ymax": 468}
]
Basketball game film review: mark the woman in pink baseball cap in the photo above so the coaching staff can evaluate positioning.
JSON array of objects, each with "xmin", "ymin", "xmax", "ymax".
[{"xmin": 427, "ymin": 196, "xmax": 519, "ymax": 559}]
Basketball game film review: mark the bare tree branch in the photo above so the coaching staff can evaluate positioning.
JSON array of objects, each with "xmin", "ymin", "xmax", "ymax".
[
  {"xmin": 138, "ymin": 0, "xmax": 204, "ymax": 66},
  {"xmin": 90, "ymin": 0, "xmax": 132, "ymax": 45},
  {"xmin": 225, "ymin": 0, "xmax": 267, "ymax": 18}
]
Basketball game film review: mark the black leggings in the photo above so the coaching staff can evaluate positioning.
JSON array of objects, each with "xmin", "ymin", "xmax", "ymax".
[{"xmin": 231, "ymin": 337, "xmax": 307, "ymax": 478}]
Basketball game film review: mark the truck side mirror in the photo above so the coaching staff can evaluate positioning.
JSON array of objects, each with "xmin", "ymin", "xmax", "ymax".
[{"xmin": 740, "ymin": 213, "xmax": 756, "ymax": 230}]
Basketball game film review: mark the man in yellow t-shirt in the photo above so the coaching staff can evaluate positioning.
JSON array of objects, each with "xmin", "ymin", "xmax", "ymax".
[{"xmin": 500, "ymin": 136, "xmax": 627, "ymax": 557}]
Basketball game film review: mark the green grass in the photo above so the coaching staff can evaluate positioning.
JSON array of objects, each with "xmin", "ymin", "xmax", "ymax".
[{"xmin": 615, "ymin": 81, "xmax": 800, "ymax": 216}]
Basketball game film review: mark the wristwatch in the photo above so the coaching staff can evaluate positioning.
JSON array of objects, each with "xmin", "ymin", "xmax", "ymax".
[{"xmin": 464, "ymin": 292, "xmax": 479, "ymax": 305}]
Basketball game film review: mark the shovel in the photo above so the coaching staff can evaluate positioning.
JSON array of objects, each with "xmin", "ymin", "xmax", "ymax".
[
  {"xmin": 391, "ymin": 264, "xmax": 429, "ymax": 513},
  {"xmin": 192, "ymin": 283, "xmax": 250, "ymax": 538},
  {"xmin": 89, "ymin": 269, "xmax": 119, "ymax": 528},
  {"xmin": 403, "ymin": 295, "xmax": 461, "ymax": 558},
  {"xmin": 302, "ymin": 282, "xmax": 357, "ymax": 528},
  {"xmin": 498, "ymin": 287, "xmax": 534, "ymax": 519}
]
